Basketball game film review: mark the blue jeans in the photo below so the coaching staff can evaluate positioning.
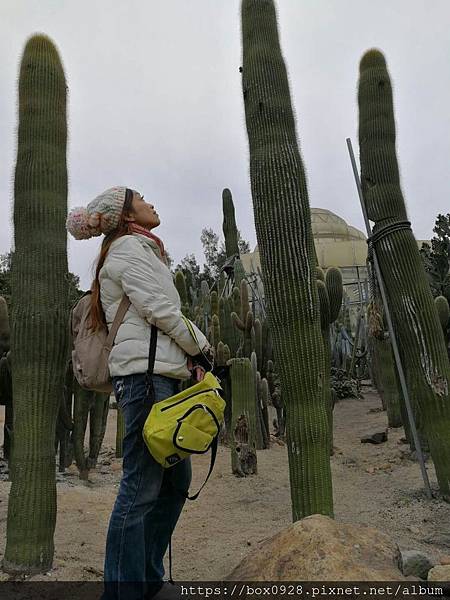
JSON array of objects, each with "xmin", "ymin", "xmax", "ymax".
[{"xmin": 102, "ymin": 373, "xmax": 192, "ymax": 600}]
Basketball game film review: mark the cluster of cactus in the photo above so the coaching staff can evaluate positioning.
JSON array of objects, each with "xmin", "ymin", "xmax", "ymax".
[
  {"xmin": 359, "ymin": 48, "xmax": 450, "ymax": 494},
  {"xmin": 330, "ymin": 368, "xmax": 359, "ymax": 400}
]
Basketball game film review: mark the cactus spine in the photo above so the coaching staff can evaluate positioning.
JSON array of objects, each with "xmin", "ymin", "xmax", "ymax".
[
  {"xmin": 241, "ymin": 0, "xmax": 332, "ymax": 519},
  {"xmin": 358, "ymin": 49, "xmax": 450, "ymax": 493},
  {"xmin": 4, "ymin": 35, "xmax": 69, "ymax": 573}
]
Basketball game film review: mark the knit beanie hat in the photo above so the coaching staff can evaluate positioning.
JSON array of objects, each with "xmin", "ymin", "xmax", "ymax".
[{"xmin": 66, "ymin": 186, "xmax": 127, "ymax": 240}]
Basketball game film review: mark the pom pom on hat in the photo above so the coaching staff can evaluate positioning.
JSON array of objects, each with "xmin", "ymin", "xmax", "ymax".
[{"xmin": 66, "ymin": 186, "xmax": 127, "ymax": 240}]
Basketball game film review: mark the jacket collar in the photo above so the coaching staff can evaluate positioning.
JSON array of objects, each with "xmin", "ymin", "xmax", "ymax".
[{"xmin": 131, "ymin": 232, "xmax": 168, "ymax": 265}]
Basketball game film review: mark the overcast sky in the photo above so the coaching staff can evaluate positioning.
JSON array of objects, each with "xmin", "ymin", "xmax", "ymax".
[{"xmin": 1, "ymin": 1, "xmax": 449, "ymax": 290}]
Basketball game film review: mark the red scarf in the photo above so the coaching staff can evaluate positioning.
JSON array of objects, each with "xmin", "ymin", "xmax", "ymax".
[{"xmin": 128, "ymin": 223, "xmax": 166, "ymax": 258}]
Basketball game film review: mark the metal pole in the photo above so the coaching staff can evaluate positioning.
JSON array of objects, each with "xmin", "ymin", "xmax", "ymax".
[{"xmin": 346, "ymin": 138, "xmax": 433, "ymax": 499}]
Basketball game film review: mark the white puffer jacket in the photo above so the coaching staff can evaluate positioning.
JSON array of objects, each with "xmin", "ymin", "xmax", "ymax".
[{"xmin": 99, "ymin": 232, "xmax": 208, "ymax": 379}]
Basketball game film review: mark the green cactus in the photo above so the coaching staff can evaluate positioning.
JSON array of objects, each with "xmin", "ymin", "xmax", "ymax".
[
  {"xmin": 210, "ymin": 290, "xmax": 219, "ymax": 317},
  {"xmin": 72, "ymin": 380, "xmax": 109, "ymax": 479},
  {"xmin": 359, "ymin": 48, "xmax": 450, "ymax": 492},
  {"xmin": 316, "ymin": 267, "xmax": 325, "ymax": 282},
  {"xmin": 317, "ymin": 281, "xmax": 333, "ymax": 455},
  {"xmin": 175, "ymin": 271, "xmax": 191, "ymax": 317},
  {"xmin": 222, "ymin": 188, "xmax": 240, "ymax": 258},
  {"xmin": 0, "ymin": 296, "xmax": 10, "ymax": 357},
  {"xmin": 259, "ymin": 377, "xmax": 271, "ymax": 448},
  {"xmin": 229, "ymin": 357, "xmax": 257, "ymax": 476},
  {"xmin": 253, "ymin": 318, "xmax": 263, "ymax": 371},
  {"xmin": 241, "ymin": 0, "xmax": 332, "ymax": 519},
  {"xmin": 251, "ymin": 351, "xmax": 264, "ymax": 449},
  {"xmin": 210, "ymin": 314, "xmax": 221, "ymax": 351},
  {"xmin": 232, "ymin": 280, "xmax": 254, "ymax": 358},
  {"xmin": 325, "ymin": 268, "xmax": 343, "ymax": 324},
  {"xmin": 267, "ymin": 358, "xmax": 284, "ymax": 437},
  {"xmin": 217, "ymin": 341, "xmax": 231, "ymax": 366},
  {"xmin": 435, "ymin": 295, "xmax": 449, "ymax": 344},
  {"xmin": 55, "ymin": 359, "xmax": 74, "ymax": 472},
  {"xmin": 233, "ymin": 258, "xmax": 246, "ymax": 288},
  {"xmin": 0, "ymin": 352, "xmax": 13, "ymax": 465},
  {"xmin": 232, "ymin": 286, "xmax": 241, "ymax": 315},
  {"xmin": 219, "ymin": 297, "xmax": 239, "ymax": 357},
  {"xmin": 4, "ymin": 35, "xmax": 70, "ymax": 573}
]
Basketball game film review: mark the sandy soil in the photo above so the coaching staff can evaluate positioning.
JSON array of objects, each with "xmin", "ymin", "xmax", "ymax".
[{"xmin": 0, "ymin": 384, "xmax": 449, "ymax": 582}]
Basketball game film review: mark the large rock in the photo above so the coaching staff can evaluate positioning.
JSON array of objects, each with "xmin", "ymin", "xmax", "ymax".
[
  {"xmin": 400, "ymin": 550, "xmax": 435, "ymax": 579},
  {"xmin": 428, "ymin": 564, "xmax": 450, "ymax": 581},
  {"xmin": 226, "ymin": 514, "xmax": 408, "ymax": 581}
]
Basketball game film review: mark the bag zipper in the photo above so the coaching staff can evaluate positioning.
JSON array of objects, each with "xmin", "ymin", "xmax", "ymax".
[{"xmin": 160, "ymin": 387, "xmax": 220, "ymax": 412}]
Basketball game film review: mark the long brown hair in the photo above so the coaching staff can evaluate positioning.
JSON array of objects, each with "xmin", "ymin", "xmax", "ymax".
[{"xmin": 89, "ymin": 188, "xmax": 134, "ymax": 331}]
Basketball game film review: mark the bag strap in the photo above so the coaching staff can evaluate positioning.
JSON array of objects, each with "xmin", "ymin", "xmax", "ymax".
[
  {"xmin": 145, "ymin": 324, "xmax": 158, "ymax": 402},
  {"xmin": 186, "ymin": 435, "xmax": 218, "ymax": 500},
  {"xmin": 168, "ymin": 435, "xmax": 218, "ymax": 502},
  {"xmin": 105, "ymin": 295, "xmax": 131, "ymax": 349}
]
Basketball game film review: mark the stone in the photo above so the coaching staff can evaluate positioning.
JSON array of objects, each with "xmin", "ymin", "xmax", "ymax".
[
  {"xmin": 361, "ymin": 430, "xmax": 388, "ymax": 444},
  {"xmin": 400, "ymin": 550, "xmax": 435, "ymax": 579},
  {"xmin": 428, "ymin": 565, "xmax": 450, "ymax": 592},
  {"xmin": 225, "ymin": 514, "xmax": 406, "ymax": 581},
  {"xmin": 440, "ymin": 555, "xmax": 450, "ymax": 565}
]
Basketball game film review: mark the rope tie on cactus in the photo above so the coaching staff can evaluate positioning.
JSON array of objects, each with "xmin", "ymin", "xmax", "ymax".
[{"xmin": 367, "ymin": 220, "xmax": 412, "ymax": 250}]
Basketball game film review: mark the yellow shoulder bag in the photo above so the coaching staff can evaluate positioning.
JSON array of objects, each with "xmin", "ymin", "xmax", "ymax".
[{"xmin": 142, "ymin": 318, "xmax": 225, "ymax": 500}]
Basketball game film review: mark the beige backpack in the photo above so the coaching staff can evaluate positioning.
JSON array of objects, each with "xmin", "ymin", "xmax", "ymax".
[{"xmin": 70, "ymin": 291, "xmax": 131, "ymax": 393}]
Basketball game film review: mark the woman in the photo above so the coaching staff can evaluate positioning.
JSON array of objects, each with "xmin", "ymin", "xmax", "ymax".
[{"xmin": 66, "ymin": 186, "xmax": 213, "ymax": 600}]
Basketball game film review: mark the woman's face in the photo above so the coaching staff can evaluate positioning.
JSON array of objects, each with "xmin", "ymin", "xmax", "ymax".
[{"xmin": 125, "ymin": 190, "xmax": 160, "ymax": 229}]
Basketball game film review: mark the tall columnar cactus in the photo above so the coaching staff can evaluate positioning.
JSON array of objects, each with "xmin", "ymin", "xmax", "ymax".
[
  {"xmin": 0, "ymin": 352, "xmax": 13, "ymax": 464},
  {"xmin": 55, "ymin": 359, "xmax": 74, "ymax": 472},
  {"xmin": 253, "ymin": 318, "xmax": 263, "ymax": 371},
  {"xmin": 210, "ymin": 314, "xmax": 221, "ymax": 351},
  {"xmin": 222, "ymin": 188, "xmax": 240, "ymax": 258},
  {"xmin": 241, "ymin": 0, "xmax": 332, "ymax": 518},
  {"xmin": 325, "ymin": 268, "xmax": 343, "ymax": 324},
  {"xmin": 232, "ymin": 280, "xmax": 254, "ymax": 357},
  {"xmin": 317, "ymin": 281, "xmax": 333, "ymax": 455},
  {"xmin": 4, "ymin": 35, "xmax": 69, "ymax": 573},
  {"xmin": 358, "ymin": 49, "xmax": 450, "ymax": 494},
  {"xmin": 435, "ymin": 295, "xmax": 450, "ymax": 351},
  {"xmin": 229, "ymin": 357, "xmax": 257, "ymax": 476},
  {"xmin": 219, "ymin": 296, "xmax": 239, "ymax": 357},
  {"xmin": 233, "ymin": 258, "xmax": 246, "ymax": 288},
  {"xmin": 210, "ymin": 290, "xmax": 219, "ymax": 317},
  {"xmin": 175, "ymin": 271, "xmax": 191, "ymax": 317},
  {"xmin": 251, "ymin": 351, "xmax": 264, "ymax": 449},
  {"xmin": 267, "ymin": 358, "xmax": 284, "ymax": 436},
  {"xmin": 217, "ymin": 342, "xmax": 232, "ymax": 437},
  {"xmin": 0, "ymin": 296, "xmax": 11, "ymax": 357},
  {"xmin": 72, "ymin": 381, "xmax": 110, "ymax": 479}
]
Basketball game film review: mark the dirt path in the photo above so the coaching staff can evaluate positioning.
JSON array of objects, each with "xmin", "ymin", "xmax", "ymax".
[{"xmin": 0, "ymin": 385, "xmax": 449, "ymax": 581}]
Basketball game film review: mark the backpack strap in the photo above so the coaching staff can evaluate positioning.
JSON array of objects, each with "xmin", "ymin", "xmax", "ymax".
[{"xmin": 105, "ymin": 295, "xmax": 132, "ymax": 350}]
